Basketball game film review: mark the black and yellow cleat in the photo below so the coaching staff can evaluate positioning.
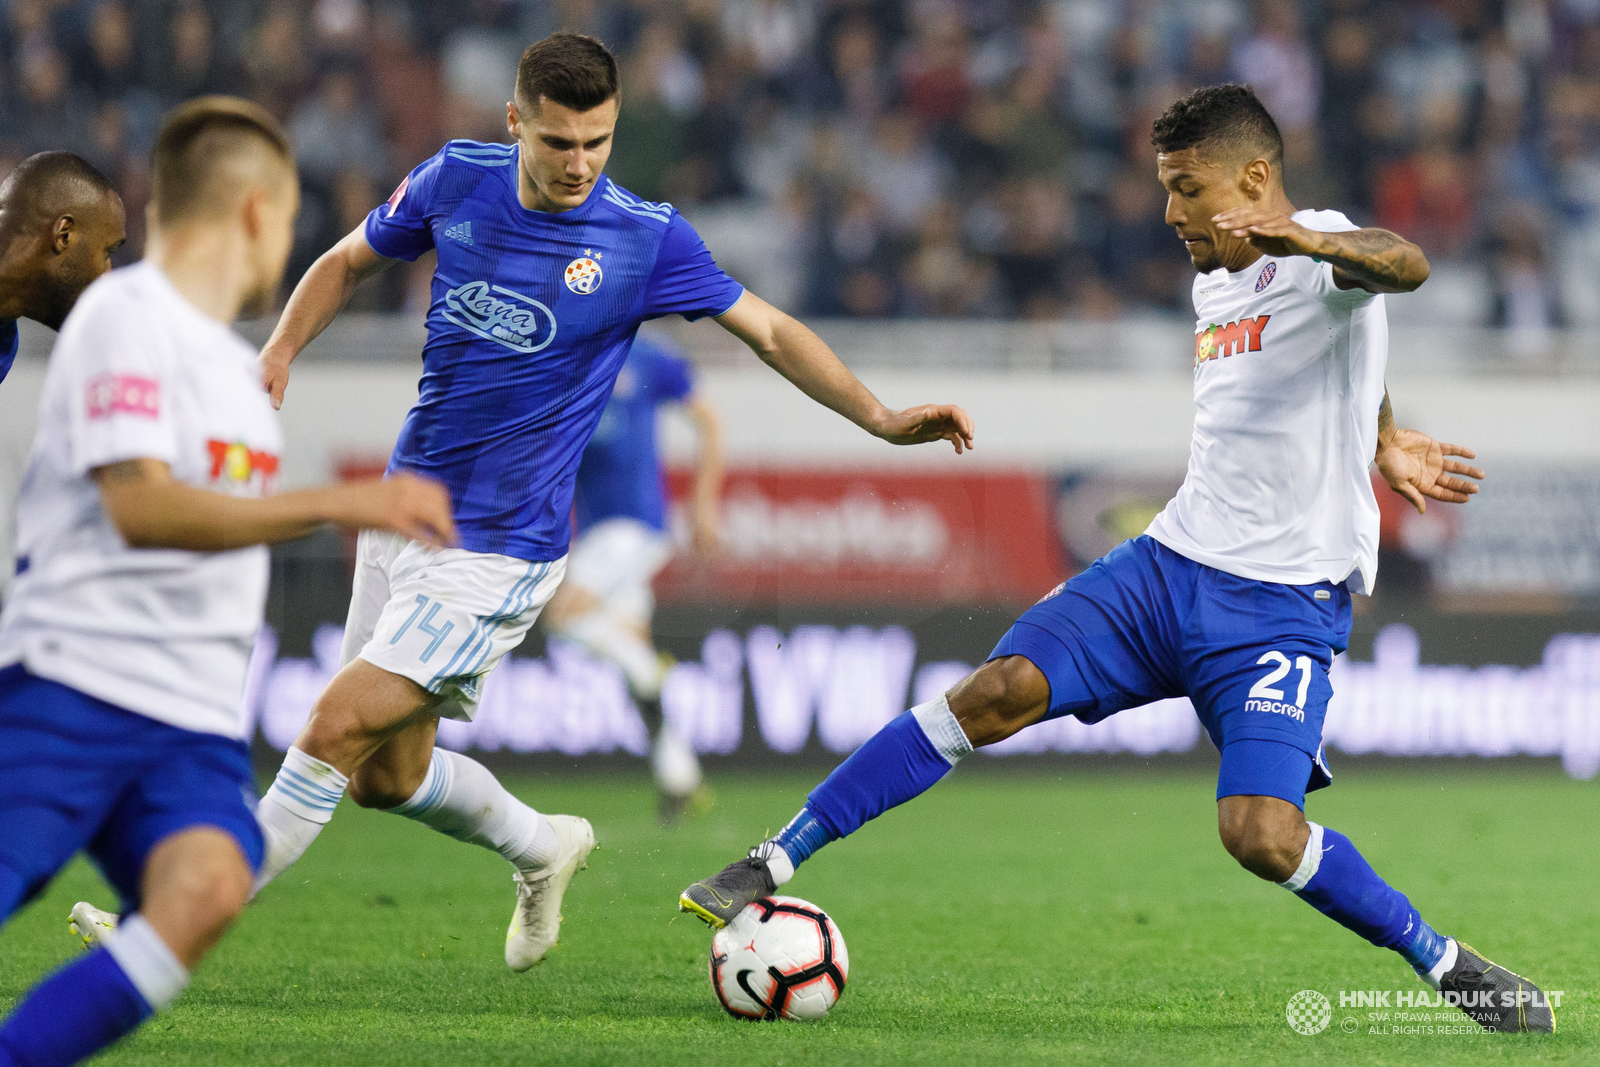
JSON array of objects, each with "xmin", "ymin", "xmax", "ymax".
[
  {"xmin": 1440, "ymin": 941, "xmax": 1556, "ymax": 1033},
  {"xmin": 678, "ymin": 853, "xmax": 776, "ymax": 929}
]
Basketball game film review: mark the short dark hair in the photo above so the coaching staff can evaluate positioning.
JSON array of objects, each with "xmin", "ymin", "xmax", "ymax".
[
  {"xmin": 152, "ymin": 96, "xmax": 294, "ymax": 223},
  {"xmin": 0, "ymin": 151, "xmax": 117, "ymax": 224},
  {"xmin": 1151, "ymin": 84, "xmax": 1284, "ymax": 167},
  {"xmin": 516, "ymin": 32, "xmax": 619, "ymax": 112}
]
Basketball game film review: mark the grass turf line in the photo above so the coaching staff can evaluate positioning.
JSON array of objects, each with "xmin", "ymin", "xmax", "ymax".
[{"xmin": 0, "ymin": 766, "xmax": 1593, "ymax": 1065}]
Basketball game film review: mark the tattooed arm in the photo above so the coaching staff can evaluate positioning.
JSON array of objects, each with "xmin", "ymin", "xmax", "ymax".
[{"xmin": 1210, "ymin": 208, "xmax": 1430, "ymax": 293}]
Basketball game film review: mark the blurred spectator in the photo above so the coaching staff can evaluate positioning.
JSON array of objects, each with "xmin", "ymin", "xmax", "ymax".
[{"xmin": 0, "ymin": 0, "xmax": 1590, "ymax": 329}]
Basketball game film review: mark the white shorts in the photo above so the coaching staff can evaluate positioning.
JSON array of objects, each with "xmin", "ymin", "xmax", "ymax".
[
  {"xmin": 344, "ymin": 530, "xmax": 566, "ymax": 721},
  {"xmin": 562, "ymin": 517, "xmax": 673, "ymax": 626}
]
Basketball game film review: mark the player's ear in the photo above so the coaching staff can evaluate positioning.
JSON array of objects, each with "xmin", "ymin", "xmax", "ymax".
[
  {"xmin": 506, "ymin": 100, "xmax": 522, "ymax": 139},
  {"xmin": 51, "ymin": 213, "xmax": 74, "ymax": 255},
  {"xmin": 1242, "ymin": 157, "xmax": 1271, "ymax": 200}
]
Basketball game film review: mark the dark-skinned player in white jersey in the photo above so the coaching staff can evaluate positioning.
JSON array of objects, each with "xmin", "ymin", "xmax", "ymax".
[{"xmin": 682, "ymin": 84, "xmax": 1553, "ymax": 1034}]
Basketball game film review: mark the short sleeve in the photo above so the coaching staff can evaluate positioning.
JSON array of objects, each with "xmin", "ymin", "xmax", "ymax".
[
  {"xmin": 61, "ymin": 299, "xmax": 179, "ymax": 475},
  {"xmin": 363, "ymin": 149, "xmax": 447, "ymax": 262},
  {"xmin": 1297, "ymin": 209, "xmax": 1378, "ymax": 308},
  {"xmin": 0, "ymin": 319, "xmax": 16, "ymax": 385},
  {"xmin": 639, "ymin": 214, "xmax": 745, "ymax": 322}
]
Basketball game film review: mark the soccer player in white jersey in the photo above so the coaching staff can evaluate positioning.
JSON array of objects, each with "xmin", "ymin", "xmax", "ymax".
[
  {"xmin": 0, "ymin": 97, "xmax": 455, "ymax": 1067},
  {"xmin": 681, "ymin": 85, "xmax": 1556, "ymax": 1033},
  {"xmin": 235, "ymin": 32, "xmax": 973, "ymax": 974}
]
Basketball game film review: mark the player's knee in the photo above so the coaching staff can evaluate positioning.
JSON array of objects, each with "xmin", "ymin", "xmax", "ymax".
[
  {"xmin": 1219, "ymin": 815, "xmax": 1305, "ymax": 883},
  {"xmin": 166, "ymin": 858, "xmax": 251, "ymax": 936},
  {"xmin": 948, "ymin": 657, "xmax": 1051, "ymax": 748}
]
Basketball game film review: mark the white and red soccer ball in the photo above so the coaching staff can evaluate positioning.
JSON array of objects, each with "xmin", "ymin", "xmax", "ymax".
[{"xmin": 709, "ymin": 896, "xmax": 849, "ymax": 1021}]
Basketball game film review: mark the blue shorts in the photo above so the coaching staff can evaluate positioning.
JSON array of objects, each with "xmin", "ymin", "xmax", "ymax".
[
  {"xmin": 0, "ymin": 665, "xmax": 264, "ymax": 922},
  {"xmin": 989, "ymin": 536, "xmax": 1352, "ymax": 808}
]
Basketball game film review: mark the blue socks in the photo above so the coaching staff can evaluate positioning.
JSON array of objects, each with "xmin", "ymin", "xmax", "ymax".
[
  {"xmin": 1280, "ymin": 822, "xmax": 1451, "ymax": 978},
  {"xmin": 0, "ymin": 914, "xmax": 188, "ymax": 1067},
  {"xmin": 760, "ymin": 697, "xmax": 973, "ymax": 884},
  {"xmin": 0, "ymin": 947, "xmax": 151, "ymax": 1067}
]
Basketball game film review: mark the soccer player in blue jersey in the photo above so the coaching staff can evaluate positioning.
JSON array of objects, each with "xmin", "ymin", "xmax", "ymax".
[
  {"xmin": 0, "ymin": 152, "xmax": 126, "ymax": 387},
  {"xmin": 239, "ymin": 33, "xmax": 972, "ymax": 972},
  {"xmin": 681, "ymin": 85, "xmax": 1555, "ymax": 1033},
  {"xmin": 541, "ymin": 333, "xmax": 723, "ymax": 823}
]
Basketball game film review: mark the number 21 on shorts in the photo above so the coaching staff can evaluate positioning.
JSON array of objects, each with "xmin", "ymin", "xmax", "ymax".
[{"xmin": 1249, "ymin": 651, "xmax": 1313, "ymax": 709}]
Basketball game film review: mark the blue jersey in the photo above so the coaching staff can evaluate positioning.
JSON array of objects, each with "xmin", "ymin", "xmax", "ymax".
[
  {"xmin": 573, "ymin": 335, "xmax": 693, "ymax": 533},
  {"xmin": 364, "ymin": 141, "xmax": 744, "ymax": 561},
  {"xmin": 0, "ymin": 320, "xmax": 19, "ymax": 385}
]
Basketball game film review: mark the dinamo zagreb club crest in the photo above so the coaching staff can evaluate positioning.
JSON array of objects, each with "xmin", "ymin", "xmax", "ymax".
[{"xmin": 565, "ymin": 255, "xmax": 603, "ymax": 294}]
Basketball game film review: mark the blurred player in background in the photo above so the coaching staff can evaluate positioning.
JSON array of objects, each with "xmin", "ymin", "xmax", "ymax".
[
  {"xmin": 682, "ymin": 85, "xmax": 1556, "ymax": 1034},
  {"xmin": 0, "ymin": 151, "xmax": 125, "ymax": 388},
  {"xmin": 243, "ymin": 31, "xmax": 971, "ymax": 974},
  {"xmin": 541, "ymin": 332, "xmax": 722, "ymax": 823},
  {"xmin": 0, "ymin": 97, "xmax": 454, "ymax": 1067}
]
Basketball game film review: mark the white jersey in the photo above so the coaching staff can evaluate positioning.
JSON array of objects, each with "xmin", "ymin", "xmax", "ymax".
[
  {"xmin": 1144, "ymin": 209, "xmax": 1387, "ymax": 594},
  {"xmin": 0, "ymin": 262, "xmax": 282, "ymax": 737}
]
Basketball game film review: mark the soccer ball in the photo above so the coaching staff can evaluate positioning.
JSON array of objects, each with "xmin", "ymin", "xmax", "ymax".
[{"xmin": 709, "ymin": 896, "xmax": 849, "ymax": 1021}]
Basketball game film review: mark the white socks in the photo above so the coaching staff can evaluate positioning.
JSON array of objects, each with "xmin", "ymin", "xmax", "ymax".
[
  {"xmin": 554, "ymin": 612, "xmax": 667, "ymax": 699},
  {"xmin": 1422, "ymin": 939, "xmax": 1459, "ymax": 990},
  {"xmin": 652, "ymin": 724, "xmax": 703, "ymax": 798},
  {"xmin": 393, "ymin": 748, "xmax": 559, "ymax": 872},
  {"xmin": 255, "ymin": 745, "xmax": 348, "ymax": 892},
  {"xmin": 104, "ymin": 914, "xmax": 189, "ymax": 1011},
  {"xmin": 913, "ymin": 696, "xmax": 973, "ymax": 764}
]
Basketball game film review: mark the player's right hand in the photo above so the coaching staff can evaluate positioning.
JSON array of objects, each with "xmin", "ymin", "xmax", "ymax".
[
  {"xmin": 259, "ymin": 347, "xmax": 293, "ymax": 411},
  {"xmin": 330, "ymin": 473, "xmax": 458, "ymax": 549},
  {"xmin": 872, "ymin": 403, "xmax": 976, "ymax": 454}
]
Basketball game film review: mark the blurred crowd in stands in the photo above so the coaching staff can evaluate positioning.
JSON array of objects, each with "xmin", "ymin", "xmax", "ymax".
[{"xmin": 6, "ymin": 0, "xmax": 1600, "ymax": 326}]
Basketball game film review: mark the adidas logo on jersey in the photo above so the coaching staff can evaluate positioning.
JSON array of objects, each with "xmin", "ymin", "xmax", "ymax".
[
  {"xmin": 444, "ymin": 221, "xmax": 473, "ymax": 245},
  {"xmin": 1194, "ymin": 315, "xmax": 1270, "ymax": 366}
]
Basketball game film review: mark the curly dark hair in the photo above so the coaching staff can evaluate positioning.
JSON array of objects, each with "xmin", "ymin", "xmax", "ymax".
[{"xmin": 1150, "ymin": 84, "xmax": 1283, "ymax": 166}]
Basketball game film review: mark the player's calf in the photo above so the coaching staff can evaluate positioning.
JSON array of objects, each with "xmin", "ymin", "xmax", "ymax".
[
  {"xmin": 1217, "ymin": 794, "xmax": 1310, "ymax": 883},
  {"xmin": 681, "ymin": 658, "xmax": 1049, "ymax": 926}
]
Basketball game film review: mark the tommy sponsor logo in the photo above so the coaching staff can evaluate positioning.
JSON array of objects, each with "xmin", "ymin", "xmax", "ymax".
[
  {"xmin": 565, "ymin": 249, "xmax": 603, "ymax": 294},
  {"xmin": 443, "ymin": 280, "xmax": 557, "ymax": 353},
  {"xmin": 206, "ymin": 439, "xmax": 279, "ymax": 492},
  {"xmin": 1195, "ymin": 314, "xmax": 1270, "ymax": 366},
  {"xmin": 86, "ymin": 374, "xmax": 160, "ymax": 419}
]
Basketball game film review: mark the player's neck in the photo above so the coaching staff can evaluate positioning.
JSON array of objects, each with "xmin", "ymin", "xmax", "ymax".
[
  {"xmin": 1219, "ymin": 192, "xmax": 1296, "ymax": 274},
  {"xmin": 0, "ymin": 229, "xmax": 54, "ymax": 323},
  {"xmin": 147, "ymin": 226, "xmax": 254, "ymax": 324}
]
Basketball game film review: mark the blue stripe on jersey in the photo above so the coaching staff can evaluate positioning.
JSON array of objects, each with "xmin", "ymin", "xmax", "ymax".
[{"xmin": 364, "ymin": 143, "xmax": 743, "ymax": 562}]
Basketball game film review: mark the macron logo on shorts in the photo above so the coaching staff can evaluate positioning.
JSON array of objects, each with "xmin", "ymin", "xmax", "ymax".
[
  {"xmin": 85, "ymin": 374, "xmax": 160, "ymax": 419},
  {"xmin": 1244, "ymin": 698, "xmax": 1305, "ymax": 722}
]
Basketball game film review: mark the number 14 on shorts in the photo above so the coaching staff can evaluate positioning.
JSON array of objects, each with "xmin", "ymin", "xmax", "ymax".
[
  {"xmin": 390, "ymin": 594, "xmax": 456, "ymax": 663},
  {"xmin": 1246, "ymin": 651, "xmax": 1313, "ymax": 720}
]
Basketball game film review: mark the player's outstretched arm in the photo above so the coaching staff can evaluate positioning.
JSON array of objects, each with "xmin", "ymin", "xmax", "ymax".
[
  {"xmin": 714, "ymin": 292, "xmax": 974, "ymax": 453},
  {"xmin": 1211, "ymin": 208, "xmax": 1430, "ymax": 294},
  {"xmin": 1373, "ymin": 392, "xmax": 1485, "ymax": 515},
  {"xmin": 258, "ymin": 226, "xmax": 395, "ymax": 410},
  {"xmin": 93, "ymin": 458, "xmax": 457, "ymax": 550}
]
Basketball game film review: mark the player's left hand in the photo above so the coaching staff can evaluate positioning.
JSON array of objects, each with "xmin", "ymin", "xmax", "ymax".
[
  {"xmin": 691, "ymin": 504, "xmax": 721, "ymax": 558},
  {"xmin": 1211, "ymin": 207, "xmax": 1325, "ymax": 259},
  {"xmin": 1376, "ymin": 427, "xmax": 1485, "ymax": 515},
  {"xmin": 873, "ymin": 404, "xmax": 975, "ymax": 454}
]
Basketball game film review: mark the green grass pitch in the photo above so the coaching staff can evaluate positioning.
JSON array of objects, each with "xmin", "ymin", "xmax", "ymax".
[{"xmin": 2, "ymin": 765, "xmax": 1595, "ymax": 1065}]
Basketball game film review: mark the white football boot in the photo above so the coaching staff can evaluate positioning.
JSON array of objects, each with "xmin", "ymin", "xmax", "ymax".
[
  {"xmin": 68, "ymin": 902, "xmax": 118, "ymax": 949},
  {"xmin": 505, "ymin": 814, "xmax": 597, "ymax": 971}
]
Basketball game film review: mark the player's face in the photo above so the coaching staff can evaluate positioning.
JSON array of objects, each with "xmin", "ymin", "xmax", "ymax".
[
  {"xmin": 508, "ymin": 95, "xmax": 618, "ymax": 213},
  {"xmin": 38, "ymin": 193, "xmax": 125, "ymax": 330},
  {"xmin": 1157, "ymin": 148, "xmax": 1260, "ymax": 274}
]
